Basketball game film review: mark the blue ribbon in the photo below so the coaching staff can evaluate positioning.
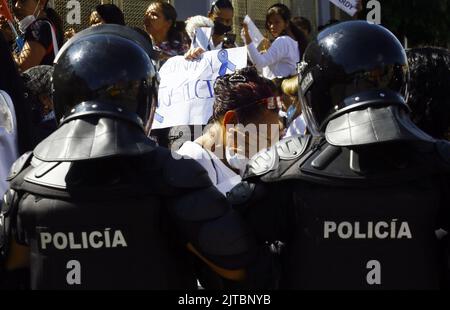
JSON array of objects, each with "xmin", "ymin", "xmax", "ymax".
[
  {"xmin": 218, "ymin": 49, "xmax": 236, "ymax": 76},
  {"xmin": 15, "ymin": 36, "xmax": 25, "ymax": 53}
]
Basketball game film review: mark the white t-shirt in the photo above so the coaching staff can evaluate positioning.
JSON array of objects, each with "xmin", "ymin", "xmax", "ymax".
[
  {"xmin": 247, "ymin": 35, "xmax": 300, "ymax": 80},
  {"xmin": 177, "ymin": 141, "xmax": 241, "ymax": 195},
  {"xmin": 0, "ymin": 90, "xmax": 19, "ymax": 196}
]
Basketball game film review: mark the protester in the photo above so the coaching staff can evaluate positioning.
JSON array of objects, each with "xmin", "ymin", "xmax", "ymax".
[
  {"xmin": 0, "ymin": 0, "xmax": 63, "ymax": 71},
  {"xmin": 142, "ymin": 2, "xmax": 188, "ymax": 147},
  {"xmin": 406, "ymin": 47, "xmax": 450, "ymax": 140},
  {"xmin": 89, "ymin": 3, "xmax": 125, "ymax": 26},
  {"xmin": 177, "ymin": 67, "xmax": 281, "ymax": 195},
  {"xmin": 229, "ymin": 21, "xmax": 450, "ymax": 290},
  {"xmin": 144, "ymin": 1, "xmax": 188, "ymax": 64},
  {"xmin": 292, "ymin": 16, "xmax": 312, "ymax": 39},
  {"xmin": 241, "ymin": 3, "xmax": 307, "ymax": 80},
  {"xmin": 184, "ymin": 0, "xmax": 234, "ymax": 60}
]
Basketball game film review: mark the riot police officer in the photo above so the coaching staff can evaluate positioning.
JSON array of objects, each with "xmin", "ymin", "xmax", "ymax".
[
  {"xmin": 0, "ymin": 25, "xmax": 255, "ymax": 290},
  {"xmin": 229, "ymin": 21, "xmax": 450, "ymax": 290}
]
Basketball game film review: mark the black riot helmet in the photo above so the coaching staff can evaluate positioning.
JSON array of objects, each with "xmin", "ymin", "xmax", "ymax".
[
  {"xmin": 297, "ymin": 21, "xmax": 431, "ymax": 147},
  {"xmin": 52, "ymin": 24, "xmax": 159, "ymax": 131}
]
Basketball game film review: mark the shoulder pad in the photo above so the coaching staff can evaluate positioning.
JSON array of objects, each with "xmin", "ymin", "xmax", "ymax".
[
  {"xmin": 164, "ymin": 156, "xmax": 212, "ymax": 189},
  {"xmin": 275, "ymin": 134, "xmax": 311, "ymax": 160},
  {"xmin": 7, "ymin": 152, "xmax": 33, "ymax": 181},
  {"xmin": 436, "ymin": 140, "xmax": 450, "ymax": 165},
  {"xmin": 172, "ymin": 186, "xmax": 228, "ymax": 222},
  {"xmin": 245, "ymin": 135, "xmax": 311, "ymax": 178},
  {"xmin": 24, "ymin": 161, "xmax": 72, "ymax": 190},
  {"xmin": 245, "ymin": 146, "xmax": 278, "ymax": 178},
  {"xmin": 226, "ymin": 181, "xmax": 256, "ymax": 206}
]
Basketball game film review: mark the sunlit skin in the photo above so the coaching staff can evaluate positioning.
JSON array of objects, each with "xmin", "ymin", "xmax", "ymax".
[{"xmin": 9, "ymin": 0, "xmax": 49, "ymax": 72}]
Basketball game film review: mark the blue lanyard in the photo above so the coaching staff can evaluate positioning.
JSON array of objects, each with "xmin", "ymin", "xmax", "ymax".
[{"xmin": 15, "ymin": 35, "xmax": 25, "ymax": 53}]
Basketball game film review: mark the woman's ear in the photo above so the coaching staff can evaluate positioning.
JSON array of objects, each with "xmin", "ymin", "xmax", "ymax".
[{"xmin": 223, "ymin": 110, "xmax": 237, "ymax": 128}]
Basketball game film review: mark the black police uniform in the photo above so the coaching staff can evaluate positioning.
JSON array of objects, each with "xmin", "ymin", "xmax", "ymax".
[
  {"xmin": 0, "ymin": 25, "xmax": 254, "ymax": 290},
  {"xmin": 229, "ymin": 21, "xmax": 450, "ymax": 290}
]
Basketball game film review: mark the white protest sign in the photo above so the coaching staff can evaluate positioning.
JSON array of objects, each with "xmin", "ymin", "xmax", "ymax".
[
  {"xmin": 152, "ymin": 47, "xmax": 248, "ymax": 129},
  {"xmin": 243, "ymin": 15, "xmax": 265, "ymax": 49},
  {"xmin": 192, "ymin": 27, "xmax": 212, "ymax": 51},
  {"xmin": 329, "ymin": 0, "xmax": 359, "ymax": 16}
]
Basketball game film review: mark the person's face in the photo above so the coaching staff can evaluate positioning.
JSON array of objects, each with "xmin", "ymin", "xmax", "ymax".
[
  {"xmin": 145, "ymin": 92, "xmax": 158, "ymax": 137},
  {"xmin": 210, "ymin": 8, "xmax": 233, "ymax": 27},
  {"xmin": 13, "ymin": 0, "xmax": 41, "ymax": 20},
  {"xmin": 144, "ymin": 4, "xmax": 171, "ymax": 37},
  {"xmin": 89, "ymin": 11, "xmax": 104, "ymax": 27},
  {"xmin": 267, "ymin": 14, "xmax": 288, "ymax": 38}
]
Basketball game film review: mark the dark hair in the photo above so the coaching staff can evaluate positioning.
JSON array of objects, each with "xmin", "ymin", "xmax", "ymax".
[
  {"xmin": 265, "ymin": 3, "xmax": 308, "ymax": 57},
  {"xmin": 44, "ymin": 6, "xmax": 64, "ymax": 48},
  {"xmin": 176, "ymin": 20, "xmax": 191, "ymax": 46},
  {"xmin": 150, "ymin": 1, "xmax": 184, "ymax": 49},
  {"xmin": 406, "ymin": 47, "xmax": 450, "ymax": 139},
  {"xmin": 212, "ymin": 67, "xmax": 275, "ymax": 123},
  {"xmin": 132, "ymin": 27, "xmax": 152, "ymax": 45},
  {"xmin": 0, "ymin": 32, "xmax": 34, "ymax": 153},
  {"xmin": 292, "ymin": 16, "xmax": 312, "ymax": 36},
  {"xmin": 209, "ymin": 0, "xmax": 234, "ymax": 15},
  {"xmin": 95, "ymin": 4, "xmax": 125, "ymax": 25}
]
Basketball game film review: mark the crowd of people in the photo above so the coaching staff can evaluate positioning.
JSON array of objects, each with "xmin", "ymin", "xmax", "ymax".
[{"xmin": 0, "ymin": 0, "xmax": 449, "ymax": 290}]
